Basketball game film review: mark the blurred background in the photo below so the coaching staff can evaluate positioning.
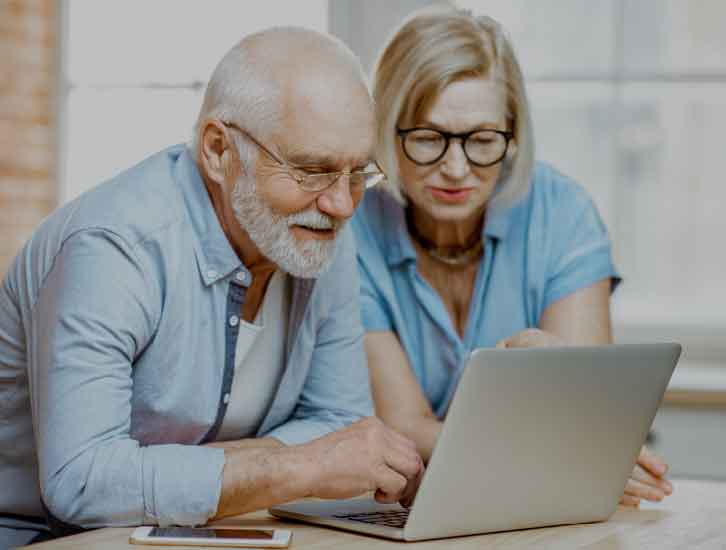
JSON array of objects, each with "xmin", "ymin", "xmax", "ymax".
[{"xmin": 1, "ymin": 0, "xmax": 724, "ymax": 479}]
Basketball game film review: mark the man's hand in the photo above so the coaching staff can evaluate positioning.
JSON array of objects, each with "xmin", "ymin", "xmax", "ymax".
[
  {"xmin": 496, "ymin": 328, "xmax": 565, "ymax": 349},
  {"xmin": 300, "ymin": 417, "xmax": 424, "ymax": 506},
  {"xmin": 620, "ymin": 446, "xmax": 673, "ymax": 507}
]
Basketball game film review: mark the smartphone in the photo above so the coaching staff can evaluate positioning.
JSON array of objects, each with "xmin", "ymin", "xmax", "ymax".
[{"xmin": 129, "ymin": 526, "xmax": 292, "ymax": 548}]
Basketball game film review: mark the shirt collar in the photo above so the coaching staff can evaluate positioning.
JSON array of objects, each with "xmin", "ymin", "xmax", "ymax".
[
  {"xmin": 380, "ymin": 194, "xmax": 415, "ymax": 268},
  {"xmin": 482, "ymin": 202, "xmax": 512, "ymax": 241},
  {"xmin": 174, "ymin": 146, "xmax": 247, "ymax": 286}
]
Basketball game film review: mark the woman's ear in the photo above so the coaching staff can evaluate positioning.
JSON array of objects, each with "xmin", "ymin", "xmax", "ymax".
[{"xmin": 505, "ymin": 129, "xmax": 518, "ymax": 163}]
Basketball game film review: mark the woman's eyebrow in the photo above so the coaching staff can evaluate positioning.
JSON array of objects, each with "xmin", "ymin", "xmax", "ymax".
[{"xmin": 417, "ymin": 119, "xmax": 502, "ymax": 132}]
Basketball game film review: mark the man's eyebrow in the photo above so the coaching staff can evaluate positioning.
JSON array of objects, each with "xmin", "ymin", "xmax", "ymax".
[
  {"xmin": 286, "ymin": 153, "xmax": 339, "ymax": 168},
  {"xmin": 286, "ymin": 152, "xmax": 373, "ymax": 171}
]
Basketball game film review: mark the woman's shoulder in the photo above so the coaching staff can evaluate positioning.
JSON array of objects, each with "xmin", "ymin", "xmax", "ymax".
[
  {"xmin": 503, "ymin": 161, "xmax": 605, "ymax": 254},
  {"xmin": 522, "ymin": 162, "xmax": 610, "ymax": 259},
  {"xmin": 528, "ymin": 161, "xmax": 594, "ymax": 213}
]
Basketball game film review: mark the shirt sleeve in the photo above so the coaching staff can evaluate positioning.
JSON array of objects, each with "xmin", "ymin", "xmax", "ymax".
[
  {"xmin": 264, "ymin": 228, "xmax": 374, "ymax": 445},
  {"xmin": 30, "ymin": 229, "xmax": 225, "ymax": 528},
  {"xmin": 350, "ymin": 200, "xmax": 394, "ymax": 333},
  {"xmin": 542, "ymin": 185, "xmax": 621, "ymax": 311},
  {"xmin": 358, "ymin": 257, "xmax": 394, "ymax": 332}
]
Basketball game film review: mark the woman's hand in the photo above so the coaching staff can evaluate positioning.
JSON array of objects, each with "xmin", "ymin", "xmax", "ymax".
[
  {"xmin": 497, "ymin": 328, "xmax": 674, "ymax": 508},
  {"xmin": 620, "ymin": 447, "xmax": 673, "ymax": 507},
  {"xmin": 495, "ymin": 328, "xmax": 565, "ymax": 348}
]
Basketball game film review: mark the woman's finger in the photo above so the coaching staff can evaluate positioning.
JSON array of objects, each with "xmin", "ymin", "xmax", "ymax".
[
  {"xmin": 623, "ymin": 478, "xmax": 666, "ymax": 502},
  {"xmin": 620, "ymin": 492, "xmax": 641, "ymax": 507},
  {"xmin": 632, "ymin": 464, "xmax": 673, "ymax": 494},
  {"xmin": 619, "ymin": 493, "xmax": 641, "ymax": 507},
  {"xmin": 638, "ymin": 447, "xmax": 668, "ymax": 477}
]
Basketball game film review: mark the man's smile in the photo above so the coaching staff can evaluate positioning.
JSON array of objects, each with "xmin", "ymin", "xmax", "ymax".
[{"xmin": 290, "ymin": 225, "xmax": 337, "ymax": 240}]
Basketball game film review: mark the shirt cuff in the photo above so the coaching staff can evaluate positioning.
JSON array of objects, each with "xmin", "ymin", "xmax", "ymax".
[
  {"xmin": 263, "ymin": 408, "xmax": 371, "ymax": 447},
  {"xmin": 544, "ymin": 264, "xmax": 621, "ymax": 311},
  {"xmin": 360, "ymin": 305, "xmax": 393, "ymax": 332},
  {"xmin": 141, "ymin": 444, "xmax": 225, "ymax": 526}
]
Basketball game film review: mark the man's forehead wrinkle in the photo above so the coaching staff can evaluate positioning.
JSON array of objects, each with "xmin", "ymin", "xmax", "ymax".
[
  {"xmin": 239, "ymin": 28, "xmax": 375, "ymax": 170},
  {"xmin": 273, "ymin": 74, "xmax": 375, "ymax": 165},
  {"xmin": 284, "ymin": 143, "xmax": 372, "ymax": 169},
  {"xmin": 276, "ymin": 64, "xmax": 361, "ymax": 122}
]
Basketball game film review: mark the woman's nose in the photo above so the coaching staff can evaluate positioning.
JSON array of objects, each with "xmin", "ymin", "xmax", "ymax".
[{"xmin": 440, "ymin": 139, "xmax": 471, "ymax": 179}]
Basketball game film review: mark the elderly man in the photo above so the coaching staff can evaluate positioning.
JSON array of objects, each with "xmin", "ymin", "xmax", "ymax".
[{"xmin": 0, "ymin": 28, "xmax": 422, "ymax": 548}]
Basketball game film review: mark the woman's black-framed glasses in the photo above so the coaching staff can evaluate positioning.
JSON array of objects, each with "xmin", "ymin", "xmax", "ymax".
[
  {"xmin": 221, "ymin": 120, "xmax": 385, "ymax": 193},
  {"xmin": 397, "ymin": 127, "xmax": 513, "ymax": 167}
]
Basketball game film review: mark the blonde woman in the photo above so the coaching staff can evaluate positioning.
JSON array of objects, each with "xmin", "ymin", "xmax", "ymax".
[{"xmin": 351, "ymin": 7, "xmax": 671, "ymax": 507}]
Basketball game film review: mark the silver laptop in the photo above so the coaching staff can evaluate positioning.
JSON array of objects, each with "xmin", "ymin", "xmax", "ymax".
[{"xmin": 270, "ymin": 343, "xmax": 681, "ymax": 541}]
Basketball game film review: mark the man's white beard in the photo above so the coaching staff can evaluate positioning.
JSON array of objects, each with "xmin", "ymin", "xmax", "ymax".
[{"xmin": 231, "ymin": 174, "xmax": 343, "ymax": 278}]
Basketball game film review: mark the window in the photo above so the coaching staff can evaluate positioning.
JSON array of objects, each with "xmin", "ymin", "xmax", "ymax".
[
  {"xmin": 453, "ymin": 0, "xmax": 726, "ymax": 369},
  {"xmin": 59, "ymin": 0, "xmax": 328, "ymax": 200},
  {"xmin": 60, "ymin": 0, "xmax": 726, "ymax": 371}
]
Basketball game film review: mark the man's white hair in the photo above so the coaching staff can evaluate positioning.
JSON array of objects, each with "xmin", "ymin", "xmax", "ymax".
[{"xmin": 190, "ymin": 26, "xmax": 368, "ymax": 159}]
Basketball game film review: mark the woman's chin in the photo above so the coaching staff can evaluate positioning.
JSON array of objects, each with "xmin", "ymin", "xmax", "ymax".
[{"xmin": 415, "ymin": 199, "xmax": 485, "ymax": 224}]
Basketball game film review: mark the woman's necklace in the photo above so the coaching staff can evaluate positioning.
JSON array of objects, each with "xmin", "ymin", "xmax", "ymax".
[{"xmin": 405, "ymin": 208, "xmax": 483, "ymax": 266}]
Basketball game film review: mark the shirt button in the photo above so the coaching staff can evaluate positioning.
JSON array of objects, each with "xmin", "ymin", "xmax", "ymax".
[
  {"xmin": 223, "ymin": 393, "xmax": 230, "ymax": 404},
  {"xmin": 206, "ymin": 269, "xmax": 218, "ymax": 280},
  {"xmin": 228, "ymin": 315, "xmax": 239, "ymax": 327},
  {"xmin": 235, "ymin": 271, "xmax": 248, "ymax": 283}
]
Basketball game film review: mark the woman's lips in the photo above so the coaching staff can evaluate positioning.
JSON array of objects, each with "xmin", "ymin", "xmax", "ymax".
[{"xmin": 428, "ymin": 186, "xmax": 475, "ymax": 203}]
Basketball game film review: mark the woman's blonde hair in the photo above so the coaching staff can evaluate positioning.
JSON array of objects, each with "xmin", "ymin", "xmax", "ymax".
[{"xmin": 371, "ymin": 6, "xmax": 534, "ymax": 210}]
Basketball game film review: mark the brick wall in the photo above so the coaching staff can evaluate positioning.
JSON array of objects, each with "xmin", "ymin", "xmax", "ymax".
[{"xmin": 0, "ymin": 0, "xmax": 57, "ymax": 276}]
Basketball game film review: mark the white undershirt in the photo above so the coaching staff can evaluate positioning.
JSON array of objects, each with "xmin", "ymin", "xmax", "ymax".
[{"xmin": 217, "ymin": 270, "xmax": 290, "ymax": 441}]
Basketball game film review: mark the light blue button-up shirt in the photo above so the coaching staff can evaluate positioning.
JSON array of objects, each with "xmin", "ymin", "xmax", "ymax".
[
  {"xmin": 0, "ymin": 145, "xmax": 372, "ymax": 536},
  {"xmin": 351, "ymin": 162, "xmax": 620, "ymax": 417}
]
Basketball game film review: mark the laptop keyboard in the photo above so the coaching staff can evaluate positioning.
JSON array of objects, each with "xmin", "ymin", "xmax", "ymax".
[{"xmin": 333, "ymin": 509, "xmax": 410, "ymax": 528}]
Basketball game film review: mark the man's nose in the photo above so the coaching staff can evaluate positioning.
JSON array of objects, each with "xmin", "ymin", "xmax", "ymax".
[
  {"xmin": 440, "ymin": 139, "xmax": 471, "ymax": 179},
  {"xmin": 316, "ymin": 175, "xmax": 355, "ymax": 221}
]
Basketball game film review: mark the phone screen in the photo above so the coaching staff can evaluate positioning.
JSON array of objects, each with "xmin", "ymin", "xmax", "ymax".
[{"xmin": 149, "ymin": 527, "xmax": 275, "ymax": 540}]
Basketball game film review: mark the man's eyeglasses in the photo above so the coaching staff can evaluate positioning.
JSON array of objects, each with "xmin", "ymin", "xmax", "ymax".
[
  {"xmin": 221, "ymin": 121, "xmax": 385, "ymax": 193},
  {"xmin": 397, "ymin": 127, "xmax": 513, "ymax": 167}
]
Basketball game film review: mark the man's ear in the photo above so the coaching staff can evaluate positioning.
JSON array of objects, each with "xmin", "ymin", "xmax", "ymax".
[{"xmin": 199, "ymin": 120, "xmax": 232, "ymax": 185}]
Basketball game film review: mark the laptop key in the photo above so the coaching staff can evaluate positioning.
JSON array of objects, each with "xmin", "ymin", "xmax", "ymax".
[{"xmin": 334, "ymin": 509, "xmax": 410, "ymax": 528}]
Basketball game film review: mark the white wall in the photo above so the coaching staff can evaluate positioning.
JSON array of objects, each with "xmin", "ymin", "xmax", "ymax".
[{"xmin": 331, "ymin": 0, "xmax": 726, "ymax": 480}]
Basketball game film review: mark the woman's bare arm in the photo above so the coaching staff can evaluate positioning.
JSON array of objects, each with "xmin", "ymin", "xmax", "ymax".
[
  {"xmin": 496, "ymin": 279, "xmax": 613, "ymax": 348},
  {"xmin": 365, "ymin": 331, "xmax": 443, "ymax": 462},
  {"xmin": 500, "ymin": 277, "xmax": 672, "ymax": 505},
  {"xmin": 539, "ymin": 278, "xmax": 613, "ymax": 343}
]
